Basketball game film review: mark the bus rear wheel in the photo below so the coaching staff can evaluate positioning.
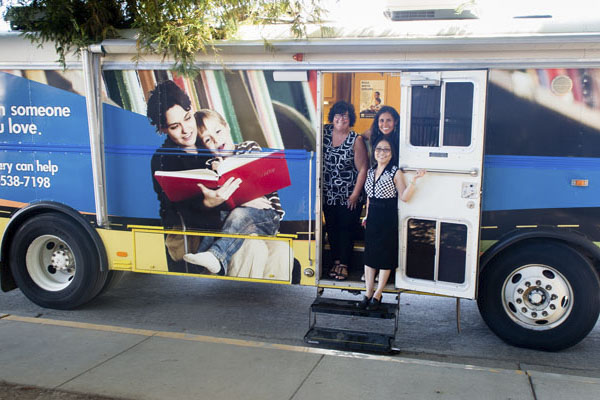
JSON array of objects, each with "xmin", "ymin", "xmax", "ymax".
[
  {"xmin": 9, "ymin": 213, "xmax": 108, "ymax": 309},
  {"xmin": 477, "ymin": 240, "xmax": 600, "ymax": 351}
]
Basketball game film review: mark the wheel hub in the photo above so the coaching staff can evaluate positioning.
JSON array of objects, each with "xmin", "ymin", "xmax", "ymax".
[
  {"xmin": 524, "ymin": 287, "xmax": 547, "ymax": 309},
  {"xmin": 50, "ymin": 249, "xmax": 74, "ymax": 272},
  {"xmin": 26, "ymin": 235, "xmax": 76, "ymax": 292},
  {"xmin": 503, "ymin": 264, "xmax": 573, "ymax": 330}
]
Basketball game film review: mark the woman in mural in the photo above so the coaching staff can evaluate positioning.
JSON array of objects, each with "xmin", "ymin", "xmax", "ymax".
[
  {"xmin": 358, "ymin": 136, "xmax": 425, "ymax": 310},
  {"xmin": 147, "ymin": 80, "xmax": 227, "ymax": 273},
  {"xmin": 322, "ymin": 101, "xmax": 369, "ymax": 281},
  {"xmin": 148, "ymin": 81, "xmax": 287, "ymax": 277},
  {"xmin": 182, "ymin": 109, "xmax": 284, "ymax": 275}
]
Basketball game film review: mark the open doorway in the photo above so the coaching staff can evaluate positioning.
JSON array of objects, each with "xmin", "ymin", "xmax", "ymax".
[{"xmin": 319, "ymin": 72, "xmax": 402, "ymax": 284}]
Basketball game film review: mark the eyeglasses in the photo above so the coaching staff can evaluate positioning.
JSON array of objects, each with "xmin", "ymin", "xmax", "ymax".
[
  {"xmin": 374, "ymin": 147, "xmax": 391, "ymax": 154},
  {"xmin": 333, "ymin": 114, "xmax": 349, "ymax": 121}
]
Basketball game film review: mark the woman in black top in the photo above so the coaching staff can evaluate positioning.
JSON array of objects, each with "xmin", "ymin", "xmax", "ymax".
[
  {"xmin": 322, "ymin": 101, "xmax": 369, "ymax": 280},
  {"xmin": 359, "ymin": 136, "xmax": 425, "ymax": 310}
]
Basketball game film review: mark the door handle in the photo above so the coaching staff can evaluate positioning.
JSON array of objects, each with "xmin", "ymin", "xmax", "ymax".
[{"xmin": 400, "ymin": 166, "xmax": 479, "ymax": 177}]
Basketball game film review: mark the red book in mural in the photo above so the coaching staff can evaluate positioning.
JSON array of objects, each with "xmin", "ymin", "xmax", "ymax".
[{"xmin": 154, "ymin": 151, "xmax": 291, "ymax": 208}]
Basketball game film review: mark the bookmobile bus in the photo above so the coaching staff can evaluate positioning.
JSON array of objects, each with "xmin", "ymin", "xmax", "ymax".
[{"xmin": 1, "ymin": 12, "xmax": 600, "ymax": 353}]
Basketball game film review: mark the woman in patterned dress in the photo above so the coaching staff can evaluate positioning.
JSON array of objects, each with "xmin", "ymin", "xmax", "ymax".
[
  {"xmin": 358, "ymin": 137, "xmax": 425, "ymax": 310},
  {"xmin": 322, "ymin": 101, "xmax": 369, "ymax": 280}
]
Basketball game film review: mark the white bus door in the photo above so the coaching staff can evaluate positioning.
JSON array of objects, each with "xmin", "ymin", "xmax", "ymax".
[{"xmin": 396, "ymin": 71, "xmax": 487, "ymax": 299}]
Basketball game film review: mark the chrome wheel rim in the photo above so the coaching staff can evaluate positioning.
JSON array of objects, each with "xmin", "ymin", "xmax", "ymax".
[
  {"xmin": 502, "ymin": 264, "xmax": 573, "ymax": 330},
  {"xmin": 25, "ymin": 235, "xmax": 76, "ymax": 291}
]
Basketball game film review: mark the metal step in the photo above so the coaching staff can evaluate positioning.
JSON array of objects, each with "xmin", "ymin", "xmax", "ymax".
[
  {"xmin": 304, "ymin": 327, "xmax": 395, "ymax": 353},
  {"xmin": 310, "ymin": 297, "xmax": 397, "ymax": 319}
]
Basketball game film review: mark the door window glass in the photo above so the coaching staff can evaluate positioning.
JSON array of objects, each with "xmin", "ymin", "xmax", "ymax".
[
  {"xmin": 410, "ymin": 86, "xmax": 441, "ymax": 147},
  {"xmin": 438, "ymin": 222, "xmax": 467, "ymax": 283},
  {"xmin": 405, "ymin": 218, "xmax": 468, "ymax": 284},
  {"xmin": 406, "ymin": 218, "xmax": 436, "ymax": 280},
  {"xmin": 409, "ymin": 82, "xmax": 474, "ymax": 148},
  {"xmin": 443, "ymin": 82, "xmax": 473, "ymax": 147}
]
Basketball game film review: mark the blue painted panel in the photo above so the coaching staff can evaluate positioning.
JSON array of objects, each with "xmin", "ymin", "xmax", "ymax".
[
  {"xmin": 482, "ymin": 155, "xmax": 600, "ymax": 211},
  {"xmin": 0, "ymin": 72, "xmax": 90, "ymax": 146},
  {"xmin": 103, "ymin": 102, "xmax": 163, "ymax": 219},
  {"xmin": 0, "ymin": 72, "xmax": 96, "ymax": 212}
]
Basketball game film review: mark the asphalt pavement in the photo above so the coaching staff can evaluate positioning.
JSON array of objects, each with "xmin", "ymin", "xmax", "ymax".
[{"xmin": 1, "ymin": 312, "xmax": 598, "ymax": 400}]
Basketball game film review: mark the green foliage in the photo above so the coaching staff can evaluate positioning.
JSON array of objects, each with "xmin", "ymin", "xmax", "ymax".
[{"xmin": 4, "ymin": 0, "xmax": 324, "ymax": 74}]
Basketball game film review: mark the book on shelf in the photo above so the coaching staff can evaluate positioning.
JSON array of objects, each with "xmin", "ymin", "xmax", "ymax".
[
  {"xmin": 214, "ymin": 70, "xmax": 244, "ymax": 144},
  {"xmin": 138, "ymin": 70, "xmax": 157, "ymax": 103},
  {"xmin": 123, "ymin": 70, "xmax": 146, "ymax": 115},
  {"xmin": 114, "ymin": 70, "xmax": 131, "ymax": 111},
  {"xmin": 246, "ymin": 70, "xmax": 284, "ymax": 148},
  {"xmin": 153, "ymin": 150, "xmax": 291, "ymax": 208},
  {"xmin": 225, "ymin": 71, "xmax": 268, "ymax": 148},
  {"xmin": 102, "ymin": 70, "xmax": 125, "ymax": 108},
  {"xmin": 193, "ymin": 74, "xmax": 210, "ymax": 109}
]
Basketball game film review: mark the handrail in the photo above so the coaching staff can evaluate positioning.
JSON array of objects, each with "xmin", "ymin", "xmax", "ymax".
[{"xmin": 400, "ymin": 166, "xmax": 479, "ymax": 177}]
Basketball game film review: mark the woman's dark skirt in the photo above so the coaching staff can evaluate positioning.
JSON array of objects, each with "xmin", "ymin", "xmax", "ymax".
[{"xmin": 364, "ymin": 197, "xmax": 398, "ymax": 270}]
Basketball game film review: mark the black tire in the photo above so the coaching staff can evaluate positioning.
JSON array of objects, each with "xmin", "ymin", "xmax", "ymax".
[
  {"xmin": 478, "ymin": 240, "xmax": 600, "ymax": 351},
  {"xmin": 9, "ymin": 213, "xmax": 108, "ymax": 309}
]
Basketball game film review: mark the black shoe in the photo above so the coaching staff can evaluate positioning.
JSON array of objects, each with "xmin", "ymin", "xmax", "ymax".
[
  {"xmin": 357, "ymin": 295, "xmax": 371, "ymax": 309},
  {"xmin": 366, "ymin": 297, "xmax": 381, "ymax": 311}
]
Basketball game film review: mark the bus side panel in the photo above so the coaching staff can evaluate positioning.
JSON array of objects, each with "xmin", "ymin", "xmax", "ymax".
[
  {"xmin": 482, "ymin": 68, "xmax": 600, "ymax": 248},
  {"xmin": 0, "ymin": 70, "xmax": 96, "ymax": 215},
  {"xmin": 101, "ymin": 69, "xmax": 317, "ymax": 283}
]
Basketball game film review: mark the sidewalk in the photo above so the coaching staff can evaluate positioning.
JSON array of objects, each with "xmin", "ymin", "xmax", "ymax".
[{"xmin": 1, "ymin": 313, "xmax": 598, "ymax": 400}]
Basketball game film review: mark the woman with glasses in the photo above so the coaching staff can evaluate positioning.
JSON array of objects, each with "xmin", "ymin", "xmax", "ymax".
[
  {"xmin": 322, "ymin": 101, "xmax": 369, "ymax": 280},
  {"xmin": 358, "ymin": 105, "xmax": 401, "ymax": 282},
  {"xmin": 358, "ymin": 137, "xmax": 426, "ymax": 310},
  {"xmin": 365, "ymin": 105, "xmax": 400, "ymax": 162}
]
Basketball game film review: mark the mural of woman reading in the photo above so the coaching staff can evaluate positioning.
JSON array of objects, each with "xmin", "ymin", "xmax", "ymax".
[{"xmin": 147, "ymin": 80, "xmax": 291, "ymax": 280}]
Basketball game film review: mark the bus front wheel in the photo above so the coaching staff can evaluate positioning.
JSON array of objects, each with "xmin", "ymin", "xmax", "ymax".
[
  {"xmin": 477, "ymin": 240, "xmax": 600, "ymax": 351},
  {"xmin": 9, "ymin": 213, "xmax": 108, "ymax": 309}
]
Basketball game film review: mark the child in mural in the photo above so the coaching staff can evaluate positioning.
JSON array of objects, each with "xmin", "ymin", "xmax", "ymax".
[{"xmin": 182, "ymin": 109, "xmax": 284, "ymax": 274}]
